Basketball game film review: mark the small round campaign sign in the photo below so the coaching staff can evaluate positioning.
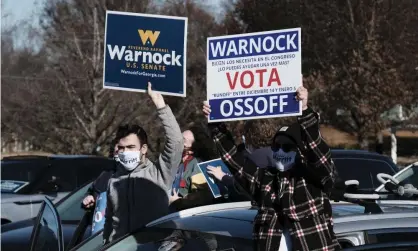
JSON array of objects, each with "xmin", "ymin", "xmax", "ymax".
[{"xmin": 94, "ymin": 211, "xmax": 103, "ymax": 223}]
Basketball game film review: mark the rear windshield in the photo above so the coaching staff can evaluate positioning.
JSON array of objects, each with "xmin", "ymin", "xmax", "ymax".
[
  {"xmin": 333, "ymin": 158, "xmax": 397, "ymax": 190},
  {"xmin": 1, "ymin": 160, "xmax": 48, "ymax": 193}
]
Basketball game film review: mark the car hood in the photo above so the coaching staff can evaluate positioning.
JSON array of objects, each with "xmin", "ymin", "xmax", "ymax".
[{"xmin": 1, "ymin": 193, "xmax": 34, "ymax": 203}]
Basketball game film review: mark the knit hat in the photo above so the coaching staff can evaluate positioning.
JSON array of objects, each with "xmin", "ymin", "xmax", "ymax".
[{"xmin": 273, "ymin": 122, "xmax": 304, "ymax": 150}]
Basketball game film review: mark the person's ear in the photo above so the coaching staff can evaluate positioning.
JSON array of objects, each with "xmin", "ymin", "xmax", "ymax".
[{"xmin": 141, "ymin": 144, "xmax": 148, "ymax": 155}]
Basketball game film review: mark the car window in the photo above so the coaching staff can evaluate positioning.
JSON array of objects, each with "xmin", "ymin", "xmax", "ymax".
[
  {"xmin": 396, "ymin": 165, "xmax": 418, "ymax": 188},
  {"xmin": 57, "ymin": 182, "xmax": 92, "ymax": 222},
  {"xmin": 30, "ymin": 199, "xmax": 63, "ymax": 251},
  {"xmin": 366, "ymin": 228, "xmax": 418, "ymax": 244},
  {"xmin": 70, "ymin": 231, "xmax": 103, "ymax": 251},
  {"xmin": 333, "ymin": 158, "xmax": 396, "ymax": 190},
  {"xmin": 40, "ymin": 163, "xmax": 77, "ymax": 193},
  {"xmin": 0, "ymin": 160, "xmax": 49, "ymax": 193},
  {"xmin": 74, "ymin": 158, "xmax": 114, "ymax": 186},
  {"xmin": 103, "ymin": 227, "xmax": 252, "ymax": 251}
]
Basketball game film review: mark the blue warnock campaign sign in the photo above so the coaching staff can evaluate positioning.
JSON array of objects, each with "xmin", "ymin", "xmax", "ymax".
[
  {"xmin": 197, "ymin": 158, "xmax": 232, "ymax": 198},
  {"xmin": 206, "ymin": 28, "xmax": 302, "ymax": 122},
  {"xmin": 91, "ymin": 192, "xmax": 107, "ymax": 235},
  {"xmin": 103, "ymin": 11, "xmax": 188, "ymax": 97}
]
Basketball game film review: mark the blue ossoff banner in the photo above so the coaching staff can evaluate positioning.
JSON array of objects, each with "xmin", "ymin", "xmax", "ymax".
[
  {"xmin": 206, "ymin": 28, "xmax": 302, "ymax": 122},
  {"xmin": 103, "ymin": 11, "xmax": 188, "ymax": 97}
]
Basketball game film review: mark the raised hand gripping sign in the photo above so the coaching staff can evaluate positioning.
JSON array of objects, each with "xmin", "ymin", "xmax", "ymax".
[{"xmin": 206, "ymin": 28, "xmax": 302, "ymax": 122}]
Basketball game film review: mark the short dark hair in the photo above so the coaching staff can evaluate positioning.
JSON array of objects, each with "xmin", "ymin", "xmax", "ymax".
[{"xmin": 115, "ymin": 124, "xmax": 148, "ymax": 147}]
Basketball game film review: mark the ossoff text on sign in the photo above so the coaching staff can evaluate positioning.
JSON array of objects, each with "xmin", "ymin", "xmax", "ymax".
[{"xmin": 206, "ymin": 28, "xmax": 302, "ymax": 122}]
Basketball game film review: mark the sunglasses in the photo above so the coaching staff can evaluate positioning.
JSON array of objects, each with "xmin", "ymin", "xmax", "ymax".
[{"xmin": 271, "ymin": 144, "xmax": 297, "ymax": 153}]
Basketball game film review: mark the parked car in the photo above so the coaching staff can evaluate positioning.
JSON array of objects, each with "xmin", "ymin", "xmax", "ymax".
[
  {"xmin": 28, "ymin": 196, "xmax": 418, "ymax": 251},
  {"xmin": 1, "ymin": 155, "xmax": 114, "ymax": 224},
  {"xmin": 331, "ymin": 150, "xmax": 398, "ymax": 190},
  {"xmin": 26, "ymin": 173, "xmax": 418, "ymax": 251},
  {"xmin": 0, "ymin": 150, "xmax": 401, "ymax": 250}
]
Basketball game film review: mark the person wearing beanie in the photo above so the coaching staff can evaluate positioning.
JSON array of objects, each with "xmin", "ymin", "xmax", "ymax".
[{"xmin": 203, "ymin": 86, "xmax": 340, "ymax": 251}]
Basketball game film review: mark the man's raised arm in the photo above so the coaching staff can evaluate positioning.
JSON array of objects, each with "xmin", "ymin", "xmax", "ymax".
[{"xmin": 147, "ymin": 83, "xmax": 183, "ymax": 186}]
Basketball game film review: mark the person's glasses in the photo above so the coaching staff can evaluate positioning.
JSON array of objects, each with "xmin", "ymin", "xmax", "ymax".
[{"xmin": 272, "ymin": 144, "xmax": 297, "ymax": 152}]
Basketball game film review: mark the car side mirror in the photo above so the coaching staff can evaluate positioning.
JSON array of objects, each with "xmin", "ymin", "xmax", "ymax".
[{"xmin": 345, "ymin": 180, "xmax": 359, "ymax": 193}]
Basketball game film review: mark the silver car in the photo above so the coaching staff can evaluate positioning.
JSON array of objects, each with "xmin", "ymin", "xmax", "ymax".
[{"xmin": 29, "ymin": 187, "xmax": 418, "ymax": 251}]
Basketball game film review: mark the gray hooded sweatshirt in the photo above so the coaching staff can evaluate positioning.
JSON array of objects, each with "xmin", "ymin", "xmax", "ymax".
[{"xmin": 103, "ymin": 105, "xmax": 183, "ymax": 243}]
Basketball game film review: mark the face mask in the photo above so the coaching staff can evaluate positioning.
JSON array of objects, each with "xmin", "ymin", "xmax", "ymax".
[
  {"xmin": 272, "ymin": 149, "xmax": 296, "ymax": 172},
  {"xmin": 114, "ymin": 155, "xmax": 120, "ymax": 162},
  {"xmin": 118, "ymin": 151, "xmax": 141, "ymax": 171},
  {"xmin": 183, "ymin": 147, "xmax": 193, "ymax": 156}
]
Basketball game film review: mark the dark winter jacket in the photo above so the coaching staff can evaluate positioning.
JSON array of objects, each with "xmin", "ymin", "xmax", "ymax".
[{"xmin": 209, "ymin": 107, "xmax": 341, "ymax": 251}]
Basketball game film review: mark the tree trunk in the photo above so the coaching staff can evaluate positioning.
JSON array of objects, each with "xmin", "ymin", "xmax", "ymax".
[
  {"xmin": 358, "ymin": 133, "xmax": 369, "ymax": 150},
  {"xmin": 375, "ymin": 130, "xmax": 384, "ymax": 154}
]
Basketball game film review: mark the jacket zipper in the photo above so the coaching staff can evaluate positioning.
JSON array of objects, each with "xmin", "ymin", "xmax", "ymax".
[{"xmin": 127, "ymin": 173, "xmax": 131, "ymax": 233}]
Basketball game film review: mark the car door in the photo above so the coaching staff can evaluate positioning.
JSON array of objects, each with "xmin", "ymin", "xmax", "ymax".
[{"xmin": 29, "ymin": 197, "xmax": 65, "ymax": 251}]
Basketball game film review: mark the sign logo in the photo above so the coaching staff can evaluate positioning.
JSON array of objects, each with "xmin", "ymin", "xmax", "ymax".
[{"xmin": 138, "ymin": 29, "xmax": 160, "ymax": 46}]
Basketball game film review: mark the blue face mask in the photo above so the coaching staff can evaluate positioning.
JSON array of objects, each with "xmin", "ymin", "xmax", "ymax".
[{"xmin": 272, "ymin": 149, "xmax": 296, "ymax": 172}]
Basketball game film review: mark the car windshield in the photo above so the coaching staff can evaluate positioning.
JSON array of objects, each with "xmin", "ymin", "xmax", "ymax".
[
  {"xmin": 396, "ymin": 164, "xmax": 418, "ymax": 188},
  {"xmin": 0, "ymin": 160, "xmax": 47, "ymax": 193},
  {"xmin": 377, "ymin": 164, "xmax": 418, "ymax": 198},
  {"xmin": 333, "ymin": 157, "xmax": 396, "ymax": 190}
]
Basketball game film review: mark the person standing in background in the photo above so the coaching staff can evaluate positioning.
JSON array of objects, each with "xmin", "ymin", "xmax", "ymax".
[{"xmin": 168, "ymin": 129, "xmax": 214, "ymax": 211}]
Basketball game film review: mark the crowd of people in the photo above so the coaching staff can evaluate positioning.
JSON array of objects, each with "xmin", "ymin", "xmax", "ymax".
[{"xmin": 81, "ymin": 82, "xmax": 341, "ymax": 251}]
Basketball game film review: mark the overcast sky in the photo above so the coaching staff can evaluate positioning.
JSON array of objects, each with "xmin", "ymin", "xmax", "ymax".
[
  {"xmin": 2, "ymin": 0, "xmax": 45, "ymax": 27},
  {"xmin": 2, "ymin": 0, "xmax": 224, "ymax": 49}
]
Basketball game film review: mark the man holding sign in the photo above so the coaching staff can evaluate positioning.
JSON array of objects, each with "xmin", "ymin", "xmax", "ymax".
[
  {"xmin": 103, "ymin": 83, "xmax": 183, "ymax": 244},
  {"xmin": 202, "ymin": 86, "xmax": 340, "ymax": 251}
]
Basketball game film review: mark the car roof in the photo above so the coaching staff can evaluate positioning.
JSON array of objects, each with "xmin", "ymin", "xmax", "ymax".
[
  {"xmin": 330, "ymin": 149, "xmax": 395, "ymax": 161},
  {"xmin": 147, "ymin": 202, "xmax": 253, "ymax": 226},
  {"xmin": 1, "ymin": 154, "xmax": 109, "ymax": 162},
  {"xmin": 147, "ymin": 201, "xmax": 418, "ymax": 227}
]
